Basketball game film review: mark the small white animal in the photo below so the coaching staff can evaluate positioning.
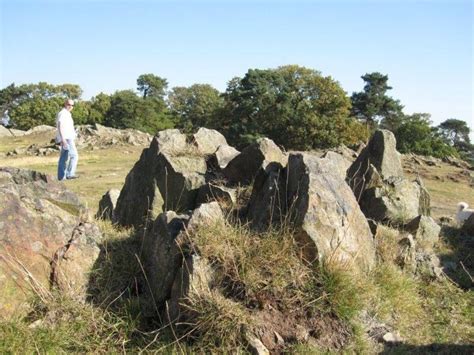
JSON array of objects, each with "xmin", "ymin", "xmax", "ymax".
[{"xmin": 456, "ymin": 202, "xmax": 474, "ymax": 225}]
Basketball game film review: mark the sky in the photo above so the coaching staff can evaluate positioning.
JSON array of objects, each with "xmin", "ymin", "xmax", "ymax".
[{"xmin": 0, "ymin": 0, "xmax": 472, "ymax": 133}]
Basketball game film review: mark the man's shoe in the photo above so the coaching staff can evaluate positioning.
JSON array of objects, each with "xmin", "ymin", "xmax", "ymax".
[{"xmin": 66, "ymin": 176, "xmax": 79, "ymax": 180}]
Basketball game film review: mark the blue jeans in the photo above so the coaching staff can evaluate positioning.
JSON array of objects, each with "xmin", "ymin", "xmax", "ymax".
[{"xmin": 57, "ymin": 139, "xmax": 78, "ymax": 180}]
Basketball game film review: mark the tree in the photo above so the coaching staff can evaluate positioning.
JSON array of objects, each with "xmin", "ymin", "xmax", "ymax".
[
  {"xmin": 351, "ymin": 72, "xmax": 403, "ymax": 132},
  {"xmin": 136, "ymin": 74, "xmax": 168, "ymax": 100},
  {"xmin": 3, "ymin": 82, "xmax": 83, "ymax": 129},
  {"xmin": 168, "ymin": 84, "xmax": 223, "ymax": 132},
  {"xmin": 105, "ymin": 90, "xmax": 173, "ymax": 134},
  {"xmin": 88, "ymin": 93, "xmax": 111, "ymax": 124},
  {"xmin": 437, "ymin": 118, "xmax": 471, "ymax": 148},
  {"xmin": 395, "ymin": 113, "xmax": 457, "ymax": 158},
  {"xmin": 219, "ymin": 65, "xmax": 353, "ymax": 149}
]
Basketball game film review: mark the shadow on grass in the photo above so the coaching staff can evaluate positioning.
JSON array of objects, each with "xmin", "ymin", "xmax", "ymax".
[
  {"xmin": 437, "ymin": 225, "xmax": 473, "ymax": 290},
  {"xmin": 86, "ymin": 227, "xmax": 161, "ymax": 329},
  {"xmin": 382, "ymin": 342, "xmax": 474, "ymax": 354}
]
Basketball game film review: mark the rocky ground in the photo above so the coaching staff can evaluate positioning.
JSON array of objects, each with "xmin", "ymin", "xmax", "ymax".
[{"xmin": 0, "ymin": 125, "xmax": 473, "ymax": 353}]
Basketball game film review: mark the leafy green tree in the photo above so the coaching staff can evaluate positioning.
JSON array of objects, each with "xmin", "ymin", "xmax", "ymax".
[
  {"xmin": 437, "ymin": 118, "xmax": 471, "ymax": 148},
  {"xmin": 105, "ymin": 90, "xmax": 173, "ymax": 134},
  {"xmin": 88, "ymin": 93, "xmax": 111, "ymax": 124},
  {"xmin": 351, "ymin": 72, "xmax": 403, "ymax": 132},
  {"xmin": 219, "ymin": 65, "xmax": 352, "ymax": 149},
  {"xmin": 2, "ymin": 82, "xmax": 83, "ymax": 129},
  {"xmin": 168, "ymin": 84, "xmax": 224, "ymax": 132},
  {"xmin": 137, "ymin": 74, "xmax": 168, "ymax": 100},
  {"xmin": 395, "ymin": 113, "xmax": 457, "ymax": 158},
  {"xmin": 0, "ymin": 83, "xmax": 29, "ymax": 111}
]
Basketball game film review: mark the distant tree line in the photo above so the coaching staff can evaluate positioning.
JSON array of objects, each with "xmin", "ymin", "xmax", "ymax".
[{"xmin": 0, "ymin": 66, "xmax": 471, "ymax": 159}]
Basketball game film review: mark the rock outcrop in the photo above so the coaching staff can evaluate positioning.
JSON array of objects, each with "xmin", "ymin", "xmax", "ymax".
[
  {"xmin": 246, "ymin": 151, "xmax": 376, "ymax": 271},
  {"xmin": 223, "ymin": 138, "xmax": 287, "ymax": 185},
  {"xmin": 0, "ymin": 167, "xmax": 101, "ymax": 318},
  {"xmin": 142, "ymin": 202, "xmax": 224, "ymax": 321},
  {"xmin": 284, "ymin": 153, "xmax": 376, "ymax": 270},
  {"xmin": 114, "ymin": 129, "xmax": 207, "ymax": 228},
  {"xmin": 347, "ymin": 130, "xmax": 431, "ymax": 224}
]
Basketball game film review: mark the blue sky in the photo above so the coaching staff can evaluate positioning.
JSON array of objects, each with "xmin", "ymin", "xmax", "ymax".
[{"xmin": 0, "ymin": 0, "xmax": 472, "ymax": 131}]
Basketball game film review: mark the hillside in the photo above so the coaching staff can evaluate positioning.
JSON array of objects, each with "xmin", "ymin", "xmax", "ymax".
[{"xmin": 0, "ymin": 125, "xmax": 473, "ymax": 354}]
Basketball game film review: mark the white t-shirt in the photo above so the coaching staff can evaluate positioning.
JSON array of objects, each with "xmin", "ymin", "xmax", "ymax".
[{"xmin": 56, "ymin": 108, "xmax": 76, "ymax": 141}]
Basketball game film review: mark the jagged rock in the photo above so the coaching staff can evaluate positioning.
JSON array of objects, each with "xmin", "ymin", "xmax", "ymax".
[
  {"xmin": 320, "ymin": 150, "xmax": 353, "ymax": 181},
  {"xmin": 154, "ymin": 129, "xmax": 188, "ymax": 154},
  {"xmin": 0, "ymin": 125, "xmax": 12, "ymax": 137},
  {"xmin": 395, "ymin": 234, "xmax": 417, "ymax": 273},
  {"xmin": 114, "ymin": 133, "xmax": 207, "ymax": 228},
  {"xmin": 244, "ymin": 329, "xmax": 270, "ymax": 355},
  {"xmin": 96, "ymin": 189, "xmax": 121, "ymax": 221},
  {"xmin": 405, "ymin": 215, "xmax": 440, "ymax": 251},
  {"xmin": 359, "ymin": 176, "xmax": 431, "ymax": 225},
  {"xmin": 284, "ymin": 153, "xmax": 376, "ymax": 270},
  {"xmin": 142, "ymin": 211, "xmax": 189, "ymax": 306},
  {"xmin": 442, "ymin": 156, "xmax": 471, "ymax": 169},
  {"xmin": 347, "ymin": 130, "xmax": 431, "ymax": 224},
  {"xmin": 416, "ymin": 252, "xmax": 443, "ymax": 279},
  {"xmin": 0, "ymin": 167, "xmax": 101, "ymax": 318},
  {"xmin": 207, "ymin": 144, "xmax": 240, "ymax": 171},
  {"xmin": 25, "ymin": 125, "xmax": 55, "ymax": 135},
  {"xmin": 143, "ymin": 203, "xmax": 224, "ymax": 320},
  {"xmin": 461, "ymin": 214, "xmax": 474, "ymax": 236},
  {"xmin": 196, "ymin": 183, "xmax": 236, "ymax": 207},
  {"xmin": 347, "ymin": 130, "xmax": 403, "ymax": 181},
  {"xmin": 193, "ymin": 127, "xmax": 228, "ymax": 155},
  {"xmin": 246, "ymin": 163, "xmax": 284, "ymax": 230},
  {"xmin": 167, "ymin": 254, "xmax": 214, "ymax": 322},
  {"xmin": 223, "ymin": 138, "xmax": 287, "ymax": 185},
  {"xmin": 187, "ymin": 201, "xmax": 225, "ymax": 232}
]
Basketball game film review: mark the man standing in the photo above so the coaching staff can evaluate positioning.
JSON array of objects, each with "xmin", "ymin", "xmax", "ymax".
[{"xmin": 56, "ymin": 99, "xmax": 79, "ymax": 180}]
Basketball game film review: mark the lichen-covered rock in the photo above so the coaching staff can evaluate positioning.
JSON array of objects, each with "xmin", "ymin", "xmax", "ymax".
[
  {"xmin": 347, "ymin": 130, "xmax": 431, "ymax": 224},
  {"xmin": 405, "ymin": 215, "xmax": 441, "ymax": 251},
  {"xmin": 223, "ymin": 138, "xmax": 287, "ymax": 185},
  {"xmin": 114, "ymin": 130, "xmax": 207, "ymax": 228},
  {"xmin": 0, "ymin": 167, "xmax": 101, "ymax": 319},
  {"xmin": 207, "ymin": 144, "xmax": 240, "ymax": 171},
  {"xmin": 142, "ymin": 203, "xmax": 224, "ymax": 320},
  {"xmin": 193, "ymin": 128, "xmax": 228, "ymax": 155},
  {"xmin": 285, "ymin": 153, "xmax": 376, "ymax": 271}
]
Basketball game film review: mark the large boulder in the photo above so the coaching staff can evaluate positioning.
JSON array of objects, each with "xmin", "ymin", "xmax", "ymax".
[
  {"xmin": 404, "ymin": 215, "xmax": 441, "ymax": 251},
  {"xmin": 246, "ymin": 162, "xmax": 285, "ymax": 230},
  {"xmin": 142, "ymin": 211, "xmax": 189, "ymax": 307},
  {"xmin": 207, "ymin": 144, "xmax": 240, "ymax": 171},
  {"xmin": 347, "ymin": 130, "xmax": 431, "ymax": 224},
  {"xmin": 223, "ymin": 138, "xmax": 287, "ymax": 185},
  {"xmin": 192, "ymin": 128, "xmax": 228, "ymax": 155},
  {"xmin": 114, "ymin": 129, "xmax": 207, "ymax": 228},
  {"xmin": 347, "ymin": 130, "xmax": 403, "ymax": 182},
  {"xmin": 320, "ymin": 150, "xmax": 353, "ymax": 181},
  {"xmin": 142, "ymin": 202, "xmax": 224, "ymax": 319},
  {"xmin": 284, "ymin": 153, "xmax": 376, "ymax": 271},
  {"xmin": 0, "ymin": 168, "xmax": 101, "ymax": 318},
  {"xmin": 358, "ymin": 176, "xmax": 430, "ymax": 224}
]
